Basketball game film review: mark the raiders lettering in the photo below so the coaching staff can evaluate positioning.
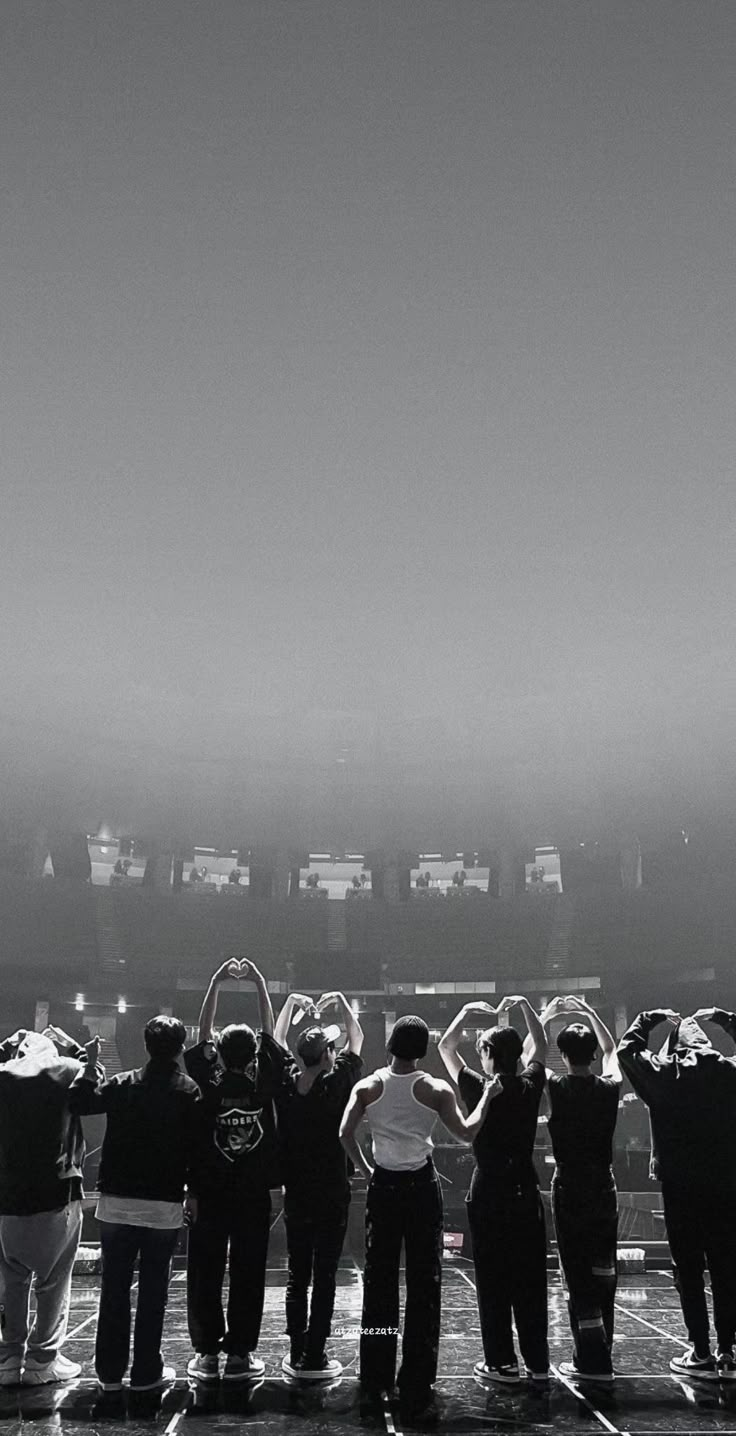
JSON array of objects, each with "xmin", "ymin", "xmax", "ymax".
[{"xmin": 214, "ymin": 1106, "xmax": 264, "ymax": 1161}]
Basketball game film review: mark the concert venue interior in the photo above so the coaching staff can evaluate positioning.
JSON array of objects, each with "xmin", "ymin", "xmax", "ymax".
[
  {"xmin": 2, "ymin": 819, "xmax": 736, "ymax": 1434},
  {"xmin": 4, "ymin": 0, "xmax": 735, "ymax": 1431}
]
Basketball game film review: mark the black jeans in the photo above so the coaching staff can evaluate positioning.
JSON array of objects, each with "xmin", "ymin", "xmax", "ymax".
[
  {"xmin": 187, "ymin": 1188, "xmax": 271, "ymax": 1355},
  {"xmin": 360, "ymin": 1159, "xmax": 443, "ymax": 1398},
  {"xmin": 552, "ymin": 1167, "xmax": 618, "ymax": 1375},
  {"xmin": 284, "ymin": 1193, "xmax": 349, "ymax": 1356},
  {"xmin": 96, "ymin": 1222, "xmax": 179, "ymax": 1386},
  {"xmin": 662, "ymin": 1183, "xmax": 736, "ymax": 1356},
  {"xmin": 467, "ymin": 1173, "xmax": 549, "ymax": 1374}
]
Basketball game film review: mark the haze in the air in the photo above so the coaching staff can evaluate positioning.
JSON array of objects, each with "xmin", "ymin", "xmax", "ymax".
[{"xmin": 2, "ymin": 0, "xmax": 734, "ymax": 845}]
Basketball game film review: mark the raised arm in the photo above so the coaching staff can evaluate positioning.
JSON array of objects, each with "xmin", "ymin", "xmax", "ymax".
[
  {"xmin": 238, "ymin": 959, "xmax": 274, "ymax": 1037},
  {"xmin": 566, "ymin": 996, "xmax": 622, "ymax": 1081},
  {"xmin": 617, "ymin": 1009, "xmax": 681, "ymax": 1100},
  {"xmin": 197, "ymin": 959, "xmax": 240, "ymax": 1043},
  {"xmin": 68, "ymin": 1036, "xmax": 109, "ymax": 1114},
  {"xmin": 339, "ymin": 1082, "xmax": 375, "ymax": 1179},
  {"xmin": 438, "ymin": 1002, "xmax": 497, "ymax": 1084},
  {"xmin": 521, "ymin": 996, "xmax": 566, "ymax": 1068},
  {"xmin": 692, "ymin": 1008, "xmax": 736, "ymax": 1049},
  {"xmin": 318, "ymin": 992, "xmax": 364, "ymax": 1056},
  {"xmin": 432, "ymin": 1074, "xmax": 502, "ymax": 1141},
  {"xmin": 41, "ymin": 1025, "xmax": 88, "ymax": 1062},
  {"xmin": 273, "ymin": 993, "xmax": 319, "ymax": 1048},
  {"xmin": 498, "ymin": 995, "xmax": 547, "ymax": 1067}
]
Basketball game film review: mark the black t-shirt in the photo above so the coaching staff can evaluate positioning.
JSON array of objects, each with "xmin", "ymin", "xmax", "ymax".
[
  {"xmin": 458, "ymin": 1061, "xmax": 546, "ymax": 1189},
  {"xmin": 278, "ymin": 1051, "xmax": 363, "ymax": 1207},
  {"xmin": 547, "ymin": 1073, "xmax": 620, "ymax": 1171},
  {"xmin": 185, "ymin": 1033, "xmax": 289, "ymax": 1195}
]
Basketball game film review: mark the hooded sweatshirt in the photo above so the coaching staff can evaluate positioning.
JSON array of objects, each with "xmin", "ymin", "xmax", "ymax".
[
  {"xmin": 0, "ymin": 1034, "xmax": 86, "ymax": 1214},
  {"xmin": 618, "ymin": 1010, "xmax": 736, "ymax": 1190}
]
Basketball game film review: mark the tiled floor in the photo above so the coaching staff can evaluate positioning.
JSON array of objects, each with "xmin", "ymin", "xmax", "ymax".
[{"xmin": 2, "ymin": 1263, "xmax": 736, "ymax": 1435}]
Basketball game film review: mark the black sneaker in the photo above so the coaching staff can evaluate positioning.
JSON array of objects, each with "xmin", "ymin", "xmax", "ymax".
[
  {"xmin": 717, "ymin": 1350, "xmax": 736, "ymax": 1381},
  {"xmin": 399, "ymin": 1388, "xmax": 437, "ymax": 1427},
  {"xmin": 359, "ymin": 1383, "xmax": 389, "ymax": 1417},
  {"xmin": 129, "ymin": 1364, "xmax": 176, "ymax": 1392},
  {"xmin": 558, "ymin": 1360, "xmax": 612, "ymax": 1384},
  {"xmin": 670, "ymin": 1348, "xmax": 718, "ymax": 1380},
  {"xmin": 478, "ymin": 1362, "xmax": 521, "ymax": 1384}
]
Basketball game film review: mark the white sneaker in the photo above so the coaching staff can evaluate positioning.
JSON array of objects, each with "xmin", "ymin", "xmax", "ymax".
[
  {"xmin": 22, "ymin": 1353, "xmax": 81, "ymax": 1385},
  {"xmin": 289, "ymin": 1353, "xmax": 342, "ymax": 1380},
  {"xmin": 222, "ymin": 1353, "xmax": 265, "ymax": 1381}
]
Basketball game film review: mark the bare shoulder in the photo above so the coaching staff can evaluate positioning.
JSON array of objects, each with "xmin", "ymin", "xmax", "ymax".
[
  {"xmin": 413, "ymin": 1073, "xmax": 452, "ymax": 1107},
  {"xmin": 353, "ymin": 1072, "xmax": 385, "ymax": 1106}
]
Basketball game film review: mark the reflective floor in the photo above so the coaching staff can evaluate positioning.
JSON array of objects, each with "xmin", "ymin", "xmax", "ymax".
[{"xmin": 2, "ymin": 1263, "xmax": 736, "ymax": 1436}]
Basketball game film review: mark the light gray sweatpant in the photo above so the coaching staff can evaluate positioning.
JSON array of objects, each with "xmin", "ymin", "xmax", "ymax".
[{"xmin": 0, "ymin": 1202, "xmax": 82, "ymax": 1363}]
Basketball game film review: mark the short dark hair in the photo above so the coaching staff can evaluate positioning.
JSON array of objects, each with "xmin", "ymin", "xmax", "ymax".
[
  {"xmin": 302, "ymin": 1041, "xmax": 335, "ymax": 1069},
  {"xmin": 144, "ymin": 1015, "xmax": 187, "ymax": 1061},
  {"xmin": 218, "ymin": 1023, "xmax": 257, "ymax": 1070},
  {"xmin": 388, "ymin": 1015, "xmax": 429, "ymax": 1060},
  {"xmin": 476, "ymin": 1025, "xmax": 523, "ymax": 1075},
  {"xmin": 297, "ymin": 1026, "xmax": 336, "ymax": 1067},
  {"xmin": 556, "ymin": 1023, "xmax": 598, "ymax": 1065}
]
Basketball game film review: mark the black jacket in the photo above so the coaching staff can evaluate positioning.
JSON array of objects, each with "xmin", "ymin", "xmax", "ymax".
[
  {"xmin": 184, "ymin": 1034, "xmax": 290, "ymax": 1196},
  {"xmin": 0, "ymin": 1037, "xmax": 87, "ymax": 1215},
  {"xmin": 618, "ymin": 1009, "xmax": 736, "ymax": 1190},
  {"xmin": 70, "ymin": 1059, "xmax": 201, "ymax": 1203}
]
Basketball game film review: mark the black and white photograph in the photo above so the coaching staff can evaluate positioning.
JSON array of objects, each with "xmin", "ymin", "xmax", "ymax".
[{"xmin": 1, "ymin": 2, "xmax": 735, "ymax": 1434}]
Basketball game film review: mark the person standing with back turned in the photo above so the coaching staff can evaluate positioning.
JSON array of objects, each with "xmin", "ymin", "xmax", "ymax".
[
  {"xmin": 618, "ymin": 1006, "xmax": 736, "ymax": 1381},
  {"xmin": 438, "ymin": 994, "xmax": 549, "ymax": 1385},
  {"xmin": 536, "ymin": 995, "xmax": 622, "ymax": 1383},
  {"xmin": 274, "ymin": 990, "xmax": 364, "ymax": 1380},
  {"xmin": 340, "ymin": 1014, "xmax": 497, "ymax": 1422},
  {"xmin": 70, "ymin": 1015, "xmax": 200, "ymax": 1393},
  {"xmin": 185, "ymin": 957, "xmax": 290, "ymax": 1382}
]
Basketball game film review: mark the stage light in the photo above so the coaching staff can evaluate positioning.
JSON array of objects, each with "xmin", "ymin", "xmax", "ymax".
[
  {"xmin": 75, "ymin": 994, "xmax": 85, "ymax": 1012},
  {"xmin": 117, "ymin": 998, "xmax": 127, "ymax": 1014}
]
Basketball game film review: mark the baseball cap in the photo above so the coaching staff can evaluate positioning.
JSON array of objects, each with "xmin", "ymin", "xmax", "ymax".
[{"xmin": 296, "ymin": 1024, "xmax": 342, "ymax": 1063}]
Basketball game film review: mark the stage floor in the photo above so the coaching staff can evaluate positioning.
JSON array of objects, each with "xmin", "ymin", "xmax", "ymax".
[{"xmin": 2, "ymin": 1263, "xmax": 735, "ymax": 1436}]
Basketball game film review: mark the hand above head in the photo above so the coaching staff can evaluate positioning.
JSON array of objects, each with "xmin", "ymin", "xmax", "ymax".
[
  {"xmin": 691, "ymin": 1007, "xmax": 717, "ymax": 1023},
  {"xmin": 43, "ymin": 1025, "xmax": 72, "ymax": 1049},
  {"xmin": 293, "ymin": 993, "xmax": 320, "ymax": 1020},
  {"xmin": 85, "ymin": 1035, "xmax": 102, "ymax": 1066},
  {"xmin": 658, "ymin": 1009, "xmax": 682, "ymax": 1026},
  {"xmin": 495, "ymin": 995, "xmax": 523, "ymax": 1015},
  {"xmin": 5, "ymin": 1029, "xmax": 28, "ymax": 1048},
  {"xmin": 235, "ymin": 958, "xmax": 259, "ymax": 981},
  {"xmin": 316, "ymin": 991, "xmax": 342, "ymax": 1012},
  {"xmin": 461, "ymin": 1001, "xmax": 497, "ymax": 1017},
  {"xmin": 213, "ymin": 958, "xmax": 241, "ymax": 984},
  {"xmin": 562, "ymin": 995, "xmax": 589, "ymax": 1013}
]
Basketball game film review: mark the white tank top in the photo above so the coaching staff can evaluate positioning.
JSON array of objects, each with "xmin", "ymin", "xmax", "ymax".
[{"xmin": 365, "ymin": 1067, "xmax": 438, "ymax": 1171}]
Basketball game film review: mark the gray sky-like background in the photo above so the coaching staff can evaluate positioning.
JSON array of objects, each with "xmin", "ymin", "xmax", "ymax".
[{"xmin": 2, "ymin": 1, "xmax": 734, "ymax": 844}]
